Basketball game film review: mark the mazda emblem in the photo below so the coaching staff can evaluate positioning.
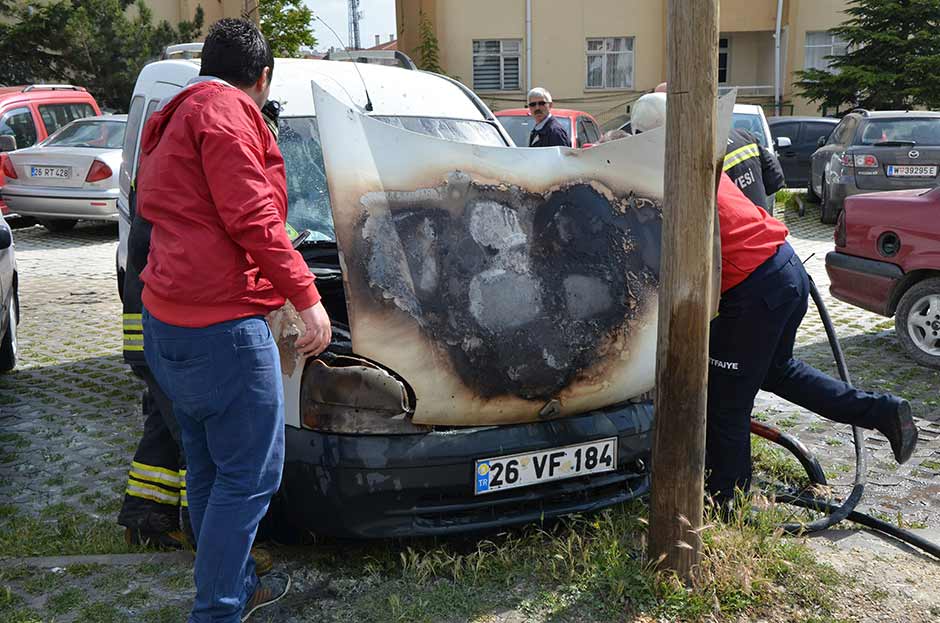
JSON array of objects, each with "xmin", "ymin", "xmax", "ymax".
[{"xmin": 909, "ymin": 149, "xmax": 920, "ymax": 159}]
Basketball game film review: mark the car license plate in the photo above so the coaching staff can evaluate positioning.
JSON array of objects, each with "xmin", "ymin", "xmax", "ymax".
[
  {"xmin": 474, "ymin": 437, "xmax": 617, "ymax": 495},
  {"xmin": 28, "ymin": 166, "xmax": 71, "ymax": 179},
  {"xmin": 886, "ymin": 165, "xmax": 937, "ymax": 177}
]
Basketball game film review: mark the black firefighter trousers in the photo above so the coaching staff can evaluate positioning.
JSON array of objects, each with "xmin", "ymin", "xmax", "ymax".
[{"xmin": 705, "ymin": 242, "xmax": 897, "ymax": 504}]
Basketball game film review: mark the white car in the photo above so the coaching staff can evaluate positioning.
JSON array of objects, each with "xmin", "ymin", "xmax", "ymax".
[
  {"xmin": 0, "ymin": 215, "xmax": 16, "ymax": 373},
  {"xmin": 120, "ymin": 49, "xmax": 657, "ymax": 539},
  {"xmin": 1, "ymin": 114, "xmax": 126, "ymax": 232}
]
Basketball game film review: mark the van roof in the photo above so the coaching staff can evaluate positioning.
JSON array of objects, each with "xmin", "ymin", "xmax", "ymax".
[{"xmin": 132, "ymin": 58, "xmax": 487, "ymax": 121}]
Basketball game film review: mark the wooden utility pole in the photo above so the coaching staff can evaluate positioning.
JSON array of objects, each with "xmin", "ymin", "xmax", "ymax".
[{"xmin": 648, "ymin": 0, "xmax": 719, "ymax": 582}]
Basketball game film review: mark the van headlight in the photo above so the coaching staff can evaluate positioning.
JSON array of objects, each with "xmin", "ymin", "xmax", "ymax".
[{"xmin": 300, "ymin": 353, "xmax": 427, "ymax": 434}]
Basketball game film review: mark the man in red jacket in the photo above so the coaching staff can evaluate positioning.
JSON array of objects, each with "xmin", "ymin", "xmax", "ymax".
[
  {"xmin": 632, "ymin": 98, "xmax": 918, "ymax": 508},
  {"xmin": 136, "ymin": 19, "xmax": 331, "ymax": 623}
]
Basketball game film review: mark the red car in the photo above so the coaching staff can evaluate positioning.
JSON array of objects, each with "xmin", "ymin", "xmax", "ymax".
[
  {"xmin": 495, "ymin": 108, "xmax": 601, "ymax": 148},
  {"xmin": 0, "ymin": 85, "xmax": 101, "ymax": 217},
  {"xmin": 826, "ymin": 186, "xmax": 940, "ymax": 369}
]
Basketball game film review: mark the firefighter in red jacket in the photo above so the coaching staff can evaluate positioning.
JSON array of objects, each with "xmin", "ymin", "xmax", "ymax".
[{"xmin": 631, "ymin": 94, "xmax": 918, "ymax": 506}]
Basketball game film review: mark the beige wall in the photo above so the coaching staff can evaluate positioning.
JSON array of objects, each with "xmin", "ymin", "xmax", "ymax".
[
  {"xmin": 399, "ymin": 0, "xmax": 851, "ymax": 122},
  {"xmin": 147, "ymin": 0, "xmax": 248, "ymax": 34},
  {"xmin": 786, "ymin": 0, "xmax": 850, "ymax": 115}
]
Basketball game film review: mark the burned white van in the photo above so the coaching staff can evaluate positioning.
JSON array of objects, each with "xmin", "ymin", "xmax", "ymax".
[{"xmin": 120, "ymin": 51, "xmax": 657, "ymax": 538}]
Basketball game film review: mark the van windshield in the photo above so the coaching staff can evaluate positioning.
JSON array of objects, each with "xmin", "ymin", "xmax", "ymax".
[{"xmin": 278, "ymin": 116, "xmax": 507, "ymax": 242}]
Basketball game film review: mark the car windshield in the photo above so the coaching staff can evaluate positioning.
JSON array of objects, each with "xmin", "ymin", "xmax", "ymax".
[
  {"xmin": 497, "ymin": 115, "xmax": 572, "ymax": 147},
  {"xmin": 731, "ymin": 112, "xmax": 768, "ymax": 147},
  {"xmin": 859, "ymin": 118, "xmax": 940, "ymax": 145},
  {"xmin": 44, "ymin": 120, "xmax": 126, "ymax": 149},
  {"xmin": 279, "ymin": 116, "xmax": 508, "ymax": 242}
]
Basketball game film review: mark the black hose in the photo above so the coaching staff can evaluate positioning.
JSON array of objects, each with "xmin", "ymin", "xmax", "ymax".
[{"xmin": 753, "ymin": 274, "xmax": 940, "ymax": 560}]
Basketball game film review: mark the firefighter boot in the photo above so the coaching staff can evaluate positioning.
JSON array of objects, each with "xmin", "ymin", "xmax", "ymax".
[{"xmin": 876, "ymin": 398, "xmax": 918, "ymax": 464}]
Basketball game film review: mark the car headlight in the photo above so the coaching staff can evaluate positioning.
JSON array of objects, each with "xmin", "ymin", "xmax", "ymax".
[{"xmin": 300, "ymin": 353, "xmax": 427, "ymax": 434}]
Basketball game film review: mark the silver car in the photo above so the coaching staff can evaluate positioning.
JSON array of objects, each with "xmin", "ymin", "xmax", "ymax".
[
  {"xmin": 1, "ymin": 115, "xmax": 126, "ymax": 232},
  {"xmin": 0, "ymin": 216, "xmax": 17, "ymax": 373}
]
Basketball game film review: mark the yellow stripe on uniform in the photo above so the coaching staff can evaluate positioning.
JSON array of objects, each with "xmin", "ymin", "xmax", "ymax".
[
  {"xmin": 123, "ymin": 332, "xmax": 144, "ymax": 352},
  {"xmin": 180, "ymin": 489, "xmax": 188, "ymax": 507},
  {"xmin": 723, "ymin": 143, "xmax": 761, "ymax": 171},
  {"xmin": 126, "ymin": 480, "xmax": 180, "ymax": 505},
  {"xmin": 131, "ymin": 461, "xmax": 182, "ymax": 487}
]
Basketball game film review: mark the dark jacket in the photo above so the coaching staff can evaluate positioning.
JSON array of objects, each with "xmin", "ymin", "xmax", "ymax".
[
  {"xmin": 528, "ymin": 115, "xmax": 570, "ymax": 147},
  {"xmin": 723, "ymin": 128, "xmax": 785, "ymax": 210},
  {"xmin": 122, "ymin": 182, "xmax": 149, "ymax": 366}
]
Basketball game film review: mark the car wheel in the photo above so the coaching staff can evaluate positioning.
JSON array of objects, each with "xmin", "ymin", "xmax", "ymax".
[
  {"xmin": 0, "ymin": 291, "xmax": 18, "ymax": 374},
  {"xmin": 806, "ymin": 177, "xmax": 819, "ymax": 203},
  {"xmin": 820, "ymin": 180, "xmax": 839, "ymax": 224},
  {"xmin": 895, "ymin": 277, "xmax": 940, "ymax": 370},
  {"xmin": 38, "ymin": 218, "xmax": 78, "ymax": 233}
]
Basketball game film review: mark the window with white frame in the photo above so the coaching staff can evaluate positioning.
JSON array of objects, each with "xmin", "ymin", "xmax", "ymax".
[
  {"xmin": 804, "ymin": 31, "xmax": 849, "ymax": 72},
  {"xmin": 718, "ymin": 37, "xmax": 729, "ymax": 83},
  {"xmin": 586, "ymin": 37, "xmax": 634, "ymax": 89},
  {"xmin": 472, "ymin": 40, "xmax": 521, "ymax": 91}
]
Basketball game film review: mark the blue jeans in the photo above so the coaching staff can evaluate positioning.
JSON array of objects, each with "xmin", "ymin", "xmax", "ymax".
[{"xmin": 143, "ymin": 310, "xmax": 284, "ymax": 623}]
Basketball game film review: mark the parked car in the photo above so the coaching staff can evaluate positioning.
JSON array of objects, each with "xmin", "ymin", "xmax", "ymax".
[
  {"xmin": 495, "ymin": 108, "xmax": 602, "ymax": 148},
  {"xmin": 0, "ymin": 213, "xmax": 17, "ymax": 373},
  {"xmin": 768, "ymin": 116, "xmax": 839, "ymax": 190},
  {"xmin": 121, "ymin": 52, "xmax": 653, "ymax": 539},
  {"xmin": 811, "ymin": 110, "xmax": 940, "ymax": 223},
  {"xmin": 826, "ymin": 186, "xmax": 940, "ymax": 370},
  {"xmin": 1, "ymin": 115, "xmax": 125, "ymax": 232},
  {"xmin": 0, "ymin": 85, "xmax": 101, "ymax": 218}
]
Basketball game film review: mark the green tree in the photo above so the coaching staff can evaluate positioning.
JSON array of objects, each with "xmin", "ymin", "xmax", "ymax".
[
  {"xmin": 415, "ymin": 9, "xmax": 442, "ymax": 74},
  {"xmin": 259, "ymin": 0, "xmax": 316, "ymax": 58},
  {"xmin": 0, "ymin": 0, "xmax": 203, "ymax": 111},
  {"xmin": 795, "ymin": 0, "xmax": 940, "ymax": 112}
]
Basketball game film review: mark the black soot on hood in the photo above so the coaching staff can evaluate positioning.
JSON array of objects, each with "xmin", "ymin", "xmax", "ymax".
[{"xmin": 354, "ymin": 172, "xmax": 661, "ymax": 400}]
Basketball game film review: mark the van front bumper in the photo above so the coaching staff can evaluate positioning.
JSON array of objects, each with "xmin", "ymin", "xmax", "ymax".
[{"xmin": 278, "ymin": 401, "xmax": 653, "ymax": 538}]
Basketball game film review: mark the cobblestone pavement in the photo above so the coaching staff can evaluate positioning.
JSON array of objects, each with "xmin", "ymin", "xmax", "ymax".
[{"xmin": 1, "ymin": 203, "xmax": 939, "ymax": 621}]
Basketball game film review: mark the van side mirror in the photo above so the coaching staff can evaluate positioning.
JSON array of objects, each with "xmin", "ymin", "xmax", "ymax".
[
  {"xmin": 0, "ymin": 227, "xmax": 11, "ymax": 251},
  {"xmin": 775, "ymin": 136, "xmax": 792, "ymax": 149},
  {"xmin": 817, "ymin": 135, "xmax": 828, "ymax": 148},
  {"xmin": 0, "ymin": 135, "xmax": 16, "ymax": 152}
]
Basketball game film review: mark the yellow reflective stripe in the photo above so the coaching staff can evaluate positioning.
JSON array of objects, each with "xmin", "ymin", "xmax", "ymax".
[
  {"xmin": 132, "ymin": 461, "xmax": 181, "ymax": 484},
  {"xmin": 123, "ymin": 333, "xmax": 143, "ymax": 342},
  {"xmin": 126, "ymin": 481, "xmax": 179, "ymax": 505},
  {"xmin": 129, "ymin": 470, "xmax": 180, "ymax": 488},
  {"xmin": 123, "ymin": 313, "xmax": 143, "ymax": 320},
  {"xmin": 723, "ymin": 144, "xmax": 761, "ymax": 171},
  {"xmin": 123, "ymin": 321, "xmax": 143, "ymax": 330},
  {"xmin": 179, "ymin": 469, "xmax": 186, "ymax": 479},
  {"xmin": 180, "ymin": 489, "xmax": 188, "ymax": 507},
  {"xmin": 124, "ymin": 345, "xmax": 145, "ymax": 352}
]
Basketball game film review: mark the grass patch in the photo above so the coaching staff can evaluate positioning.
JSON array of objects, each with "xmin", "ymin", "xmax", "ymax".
[
  {"xmin": 0, "ymin": 505, "xmax": 135, "ymax": 557},
  {"xmin": 751, "ymin": 437, "xmax": 811, "ymax": 488},
  {"xmin": 47, "ymin": 587, "xmax": 87, "ymax": 614},
  {"xmin": 343, "ymin": 499, "xmax": 843, "ymax": 623}
]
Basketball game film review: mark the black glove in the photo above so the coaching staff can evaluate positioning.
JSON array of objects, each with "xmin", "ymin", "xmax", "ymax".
[{"xmin": 261, "ymin": 99, "xmax": 282, "ymax": 141}]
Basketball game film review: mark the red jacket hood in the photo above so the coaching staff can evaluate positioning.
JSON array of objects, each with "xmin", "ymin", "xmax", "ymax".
[{"xmin": 140, "ymin": 81, "xmax": 224, "ymax": 157}]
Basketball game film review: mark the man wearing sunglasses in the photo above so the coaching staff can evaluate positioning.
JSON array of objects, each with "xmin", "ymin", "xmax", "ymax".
[{"xmin": 526, "ymin": 87, "xmax": 570, "ymax": 148}]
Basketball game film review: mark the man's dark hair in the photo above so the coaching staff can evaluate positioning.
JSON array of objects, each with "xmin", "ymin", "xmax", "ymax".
[{"xmin": 200, "ymin": 18, "xmax": 274, "ymax": 87}]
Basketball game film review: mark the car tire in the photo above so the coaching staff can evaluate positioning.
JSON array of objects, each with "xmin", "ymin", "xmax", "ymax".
[
  {"xmin": 895, "ymin": 277, "xmax": 940, "ymax": 370},
  {"xmin": 0, "ymin": 290, "xmax": 18, "ymax": 374},
  {"xmin": 38, "ymin": 218, "xmax": 78, "ymax": 233},
  {"xmin": 820, "ymin": 180, "xmax": 839, "ymax": 224},
  {"xmin": 806, "ymin": 177, "xmax": 819, "ymax": 203}
]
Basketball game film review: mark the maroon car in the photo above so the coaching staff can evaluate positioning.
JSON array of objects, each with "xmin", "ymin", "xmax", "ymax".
[{"xmin": 826, "ymin": 186, "xmax": 940, "ymax": 369}]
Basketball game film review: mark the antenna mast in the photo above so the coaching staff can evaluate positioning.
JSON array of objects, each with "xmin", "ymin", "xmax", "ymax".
[{"xmin": 347, "ymin": 0, "xmax": 362, "ymax": 50}]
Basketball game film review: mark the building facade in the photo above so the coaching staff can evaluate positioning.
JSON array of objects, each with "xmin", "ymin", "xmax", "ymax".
[
  {"xmin": 396, "ymin": 0, "xmax": 850, "ymax": 126},
  {"xmin": 146, "ymin": 0, "xmax": 255, "ymax": 34}
]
